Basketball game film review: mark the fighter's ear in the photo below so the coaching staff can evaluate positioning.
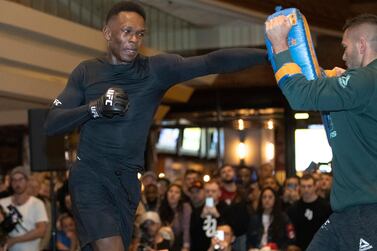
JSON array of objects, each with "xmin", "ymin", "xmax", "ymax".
[{"xmin": 103, "ymin": 25, "xmax": 111, "ymax": 41}]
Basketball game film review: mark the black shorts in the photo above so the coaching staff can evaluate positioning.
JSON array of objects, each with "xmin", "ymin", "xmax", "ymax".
[
  {"xmin": 68, "ymin": 155, "xmax": 141, "ymax": 250},
  {"xmin": 307, "ymin": 203, "xmax": 377, "ymax": 251}
]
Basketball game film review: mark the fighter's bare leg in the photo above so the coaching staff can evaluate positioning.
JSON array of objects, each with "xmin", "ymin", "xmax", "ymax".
[{"xmin": 92, "ymin": 235, "xmax": 125, "ymax": 251}]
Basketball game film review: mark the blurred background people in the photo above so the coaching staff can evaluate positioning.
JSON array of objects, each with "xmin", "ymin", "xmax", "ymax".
[
  {"xmin": 159, "ymin": 184, "xmax": 191, "ymax": 251},
  {"xmin": 317, "ymin": 172, "xmax": 332, "ymax": 202},
  {"xmin": 0, "ymin": 166, "xmax": 48, "ymax": 251},
  {"xmin": 246, "ymin": 182, "xmax": 261, "ymax": 216},
  {"xmin": 281, "ymin": 176, "xmax": 300, "ymax": 211},
  {"xmin": 287, "ymin": 174, "xmax": 332, "ymax": 251},
  {"xmin": 130, "ymin": 211, "xmax": 163, "ymax": 251},
  {"xmin": 207, "ymin": 224, "xmax": 236, "ymax": 251},
  {"xmin": 189, "ymin": 180, "xmax": 206, "ymax": 209},
  {"xmin": 182, "ymin": 170, "xmax": 202, "ymax": 202},
  {"xmin": 56, "ymin": 213, "xmax": 79, "ymax": 251},
  {"xmin": 141, "ymin": 184, "xmax": 160, "ymax": 212},
  {"xmin": 247, "ymin": 187, "xmax": 295, "ymax": 251}
]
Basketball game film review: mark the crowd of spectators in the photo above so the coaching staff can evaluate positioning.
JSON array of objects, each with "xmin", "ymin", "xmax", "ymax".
[{"xmin": 0, "ymin": 162, "xmax": 333, "ymax": 251}]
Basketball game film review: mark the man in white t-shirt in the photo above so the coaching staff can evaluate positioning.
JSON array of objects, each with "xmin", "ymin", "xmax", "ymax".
[{"xmin": 0, "ymin": 166, "xmax": 48, "ymax": 251}]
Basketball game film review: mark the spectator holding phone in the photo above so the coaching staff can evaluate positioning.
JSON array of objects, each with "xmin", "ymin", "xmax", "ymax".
[
  {"xmin": 190, "ymin": 180, "xmax": 223, "ymax": 251},
  {"xmin": 281, "ymin": 176, "xmax": 300, "ymax": 211},
  {"xmin": 208, "ymin": 224, "xmax": 235, "ymax": 251}
]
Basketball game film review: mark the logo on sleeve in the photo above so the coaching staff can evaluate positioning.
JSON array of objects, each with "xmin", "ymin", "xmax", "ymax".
[
  {"xmin": 53, "ymin": 99, "xmax": 62, "ymax": 107},
  {"xmin": 338, "ymin": 74, "xmax": 351, "ymax": 88},
  {"xmin": 359, "ymin": 238, "xmax": 373, "ymax": 251}
]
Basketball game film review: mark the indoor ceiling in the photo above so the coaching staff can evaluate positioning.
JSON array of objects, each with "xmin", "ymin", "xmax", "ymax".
[{"xmin": 1, "ymin": 0, "xmax": 377, "ymax": 122}]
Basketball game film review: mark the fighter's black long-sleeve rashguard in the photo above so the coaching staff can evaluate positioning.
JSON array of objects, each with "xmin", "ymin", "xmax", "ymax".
[{"xmin": 45, "ymin": 48, "xmax": 266, "ymax": 170}]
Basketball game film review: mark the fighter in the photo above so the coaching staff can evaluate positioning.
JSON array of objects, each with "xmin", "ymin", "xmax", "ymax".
[{"xmin": 44, "ymin": 1, "xmax": 267, "ymax": 251}]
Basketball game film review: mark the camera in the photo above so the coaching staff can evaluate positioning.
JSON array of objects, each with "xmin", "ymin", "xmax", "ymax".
[
  {"xmin": 1, "ymin": 205, "xmax": 23, "ymax": 233},
  {"xmin": 136, "ymin": 220, "xmax": 156, "ymax": 251},
  {"xmin": 0, "ymin": 205, "xmax": 23, "ymax": 246}
]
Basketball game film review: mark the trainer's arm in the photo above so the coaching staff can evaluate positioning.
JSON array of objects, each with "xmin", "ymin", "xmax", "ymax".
[
  {"xmin": 44, "ymin": 64, "xmax": 91, "ymax": 136},
  {"xmin": 273, "ymin": 50, "xmax": 374, "ymax": 111},
  {"xmin": 265, "ymin": 15, "xmax": 374, "ymax": 112},
  {"xmin": 151, "ymin": 48, "xmax": 267, "ymax": 89}
]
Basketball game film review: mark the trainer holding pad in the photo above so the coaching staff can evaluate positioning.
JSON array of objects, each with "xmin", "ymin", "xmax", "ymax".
[
  {"xmin": 89, "ymin": 87, "xmax": 129, "ymax": 119},
  {"xmin": 266, "ymin": 8, "xmax": 377, "ymax": 251}
]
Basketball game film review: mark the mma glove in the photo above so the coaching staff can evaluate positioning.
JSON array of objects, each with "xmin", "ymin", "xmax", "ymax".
[{"xmin": 89, "ymin": 87, "xmax": 129, "ymax": 119}]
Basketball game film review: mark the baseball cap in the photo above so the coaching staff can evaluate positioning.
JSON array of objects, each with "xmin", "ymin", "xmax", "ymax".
[{"xmin": 10, "ymin": 166, "xmax": 30, "ymax": 179}]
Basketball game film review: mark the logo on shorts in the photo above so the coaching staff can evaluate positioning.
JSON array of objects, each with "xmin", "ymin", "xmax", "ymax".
[
  {"xmin": 320, "ymin": 219, "xmax": 330, "ymax": 230},
  {"xmin": 53, "ymin": 99, "xmax": 62, "ymax": 106},
  {"xmin": 338, "ymin": 74, "xmax": 351, "ymax": 88},
  {"xmin": 359, "ymin": 238, "xmax": 373, "ymax": 251}
]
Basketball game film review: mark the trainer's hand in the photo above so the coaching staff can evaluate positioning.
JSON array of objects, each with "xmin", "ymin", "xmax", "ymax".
[
  {"xmin": 89, "ymin": 87, "xmax": 129, "ymax": 118},
  {"xmin": 332, "ymin": 67, "xmax": 346, "ymax": 76},
  {"xmin": 324, "ymin": 67, "xmax": 346, "ymax": 77},
  {"xmin": 265, "ymin": 15, "xmax": 292, "ymax": 54}
]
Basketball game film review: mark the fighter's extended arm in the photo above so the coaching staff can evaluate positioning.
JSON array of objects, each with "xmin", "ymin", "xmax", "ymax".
[{"xmin": 150, "ymin": 48, "xmax": 267, "ymax": 89}]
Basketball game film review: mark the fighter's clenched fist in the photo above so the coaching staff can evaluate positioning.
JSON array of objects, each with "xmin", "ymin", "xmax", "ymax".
[{"xmin": 89, "ymin": 87, "xmax": 129, "ymax": 119}]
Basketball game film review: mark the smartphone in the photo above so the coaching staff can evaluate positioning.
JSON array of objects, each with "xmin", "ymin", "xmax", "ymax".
[
  {"xmin": 205, "ymin": 197, "xmax": 214, "ymax": 207},
  {"xmin": 215, "ymin": 230, "xmax": 224, "ymax": 241}
]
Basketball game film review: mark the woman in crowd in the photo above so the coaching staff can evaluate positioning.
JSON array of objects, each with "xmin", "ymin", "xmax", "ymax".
[
  {"xmin": 247, "ymin": 187, "xmax": 295, "ymax": 251},
  {"xmin": 159, "ymin": 184, "xmax": 191, "ymax": 251}
]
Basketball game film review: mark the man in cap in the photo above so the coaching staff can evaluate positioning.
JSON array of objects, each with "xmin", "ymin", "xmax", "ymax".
[{"xmin": 0, "ymin": 166, "xmax": 48, "ymax": 251}]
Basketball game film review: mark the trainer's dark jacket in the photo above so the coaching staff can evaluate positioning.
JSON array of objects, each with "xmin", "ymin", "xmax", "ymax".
[
  {"xmin": 45, "ymin": 49, "xmax": 266, "ymax": 170},
  {"xmin": 274, "ymin": 50, "xmax": 377, "ymax": 211}
]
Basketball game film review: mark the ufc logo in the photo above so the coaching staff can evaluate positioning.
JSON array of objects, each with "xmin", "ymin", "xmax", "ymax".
[
  {"xmin": 90, "ymin": 106, "xmax": 100, "ymax": 118},
  {"xmin": 105, "ymin": 89, "xmax": 115, "ymax": 106}
]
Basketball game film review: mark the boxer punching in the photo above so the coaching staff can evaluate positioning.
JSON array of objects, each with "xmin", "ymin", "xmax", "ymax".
[{"xmin": 44, "ymin": 1, "xmax": 267, "ymax": 251}]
